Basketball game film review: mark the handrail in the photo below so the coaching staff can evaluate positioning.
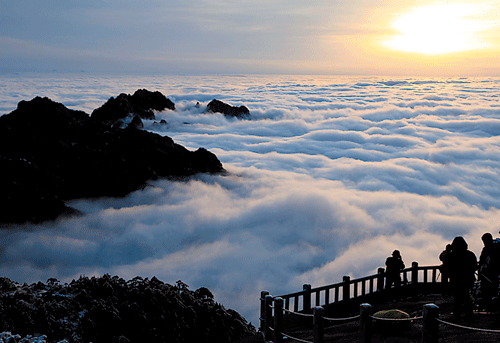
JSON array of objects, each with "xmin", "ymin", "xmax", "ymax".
[
  {"xmin": 260, "ymin": 261, "xmax": 499, "ymax": 343},
  {"xmin": 436, "ymin": 318, "xmax": 500, "ymax": 333},
  {"xmin": 274, "ymin": 263, "xmax": 443, "ymax": 314},
  {"xmin": 261, "ymin": 262, "xmax": 448, "ymax": 342},
  {"xmin": 277, "ymin": 289, "xmax": 308, "ymax": 299},
  {"xmin": 283, "ymin": 308, "xmax": 314, "ymax": 318},
  {"xmin": 370, "ymin": 315, "xmax": 423, "ymax": 321},
  {"xmin": 262, "ymin": 301, "xmax": 500, "ymax": 343},
  {"xmin": 275, "ymin": 272, "xmax": 382, "ymax": 299},
  {"xmin": 323, "ymin": 314, "xmax": 360, "ymax": 322}
]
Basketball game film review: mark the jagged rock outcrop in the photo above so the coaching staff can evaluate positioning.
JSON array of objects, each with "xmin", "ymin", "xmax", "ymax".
[
  {"xmin": 152, "ymin": 119, "xmax": 168, "ymax": 129},
  {"xmin": 126, "ymin": 115, "xmax": 144, "ymax": 130},
  {"xmin": 0, "ymin": 276, "xmax": 256, "ymax": 343},
  {"xmin": 91, "ymin": 89, "xmax": 175, "ymax": 128},
  {"xmin": 206, "ymin": 99, "xmax": 250, "ymax": 118},
  {"xmin": 0, "ymin": 95, "xmax": 224, "ymax": 225}
]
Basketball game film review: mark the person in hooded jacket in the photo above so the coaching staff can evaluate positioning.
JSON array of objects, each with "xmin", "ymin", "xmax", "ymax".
[{"xmin": 447, "ymin": 236, "xmax": 477, "ymax": 322}]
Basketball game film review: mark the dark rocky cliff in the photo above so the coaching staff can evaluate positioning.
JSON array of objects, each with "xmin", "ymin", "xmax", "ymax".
[{"xmin": 0, "ymin": 92, "xmax": 225, "ymax": 224}]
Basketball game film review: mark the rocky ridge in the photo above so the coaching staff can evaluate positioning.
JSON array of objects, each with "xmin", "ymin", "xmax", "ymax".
[
  {"xmin": 0, "ymin": 275, "xmax": 256, "ymax": 343},
  {"xmin": 91, "ymin": 89, "xmax": 176, "ymax": 129},
  {"xmin": 206, "ymin": 99, "xmax": 250, "ymax": 118},
  {"xmin": 0, "ymin": 90, "xmax": 226, "ymax": 224}
]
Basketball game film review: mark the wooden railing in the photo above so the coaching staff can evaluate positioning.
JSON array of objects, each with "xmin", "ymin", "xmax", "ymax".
[
  {"xmin": 260, "ymin": 261, "xmax": 445, "ymax": 340},
  {"xmin": 272, "ymin": 262, "xmax": 442, "ymax": 314},
  {"xmin": 259, "ymin": 263, "xmax": 500, "ymax": 343}
]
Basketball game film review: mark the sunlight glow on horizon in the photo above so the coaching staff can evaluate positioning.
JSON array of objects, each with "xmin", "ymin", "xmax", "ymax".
[{"xmin": 384, "ymin": 4, "xmax": 491, "ymax": 55}]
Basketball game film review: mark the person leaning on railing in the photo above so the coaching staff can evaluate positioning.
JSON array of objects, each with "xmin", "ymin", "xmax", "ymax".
[
  {"xmin": 385, "ymin": 250, "xmax": 405, "ymax": 301},
  {"xmin": 385, "ymin": 250, "xmax": 405, "ymax": 288}
]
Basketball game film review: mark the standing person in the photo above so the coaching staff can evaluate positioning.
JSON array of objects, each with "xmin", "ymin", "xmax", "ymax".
[
  {"xmin": 385, "ymin": 250, "xmax": 405, "ymax": 291},
  {"xmin": 439, "ymin": 244, "xmax": 452, "ymax": 294},
  {"xmin": 439, "ymin": 244, "xmax": 452, "ymax": 282},
  {"xmin": 478, "ymin": 233, "xmax": 500, "ymax": 307},
  {"xmin": 447, "ymin": 236, "xmax": 477, "ymax": 323}
]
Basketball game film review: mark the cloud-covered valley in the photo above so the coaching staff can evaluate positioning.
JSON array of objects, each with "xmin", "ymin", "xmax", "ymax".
[{"xmin": 1, "ymin": 74, "xmax": 500, "ymax": 322}]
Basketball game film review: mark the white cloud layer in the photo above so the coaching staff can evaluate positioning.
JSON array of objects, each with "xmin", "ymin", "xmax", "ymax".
[{"xmin": 1, "ymin": 74, "xmax": 500, "ymax": 322}]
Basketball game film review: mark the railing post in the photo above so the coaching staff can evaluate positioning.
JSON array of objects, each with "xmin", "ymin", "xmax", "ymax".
[
  {"xmin": 303, "ymin": 284, "xmax": 312, "ymax": 314},
  {"xmin": 313, "ymin": 306, "xmax": 325, "ymax": 343},
  {"xmin": 343, "ymin": 276, "xmax": 351, "ymax": 302},
  {"xmin": 422, "ymin": 304, "xmax": 439, "ymax": 343},
  {"xmin": 265, "ymin": 295, "xmax": 273, "ymax": 341},
  {"xmin": 274, "ymin": 297, "xmax": 284, "ymax": 343},
  {"xmin": 412, "ymin": 262, "xmax": 419, "ymax": 284},
  {"xmin": 412, "ymin": 262, "xmax": 419, "ymax": 299},
  {"xmin": 377, "ymin": 268, "xmax": 385, "ymax": 292},
  {"xmin": 359, "ymin": 303, "xmax": 372, "ymax": 343},
  {"xmin": 260, "ymin": 291, "xmax": 269, "ymax": 336}
]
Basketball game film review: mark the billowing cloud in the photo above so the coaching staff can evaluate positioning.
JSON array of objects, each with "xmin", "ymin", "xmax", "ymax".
[{"xmin": 1, "ymin": 75, "xmax": 500, "ymax": 323}]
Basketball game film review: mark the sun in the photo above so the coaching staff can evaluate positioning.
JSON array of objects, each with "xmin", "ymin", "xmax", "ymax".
[{"xmin": 384, "ymin": 4, "xmax": 490, "ymax": 54}]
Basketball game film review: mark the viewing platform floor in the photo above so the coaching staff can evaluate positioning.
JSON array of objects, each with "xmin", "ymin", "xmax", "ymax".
[{"xmin": 236, "ymin": 294, "xmax": 500, "ymax": 343}]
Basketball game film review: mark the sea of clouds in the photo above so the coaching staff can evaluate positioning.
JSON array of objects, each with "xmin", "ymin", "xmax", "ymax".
[{"xmin": 1, "ymin": 74, "xmax": 500, "ymax": 322}]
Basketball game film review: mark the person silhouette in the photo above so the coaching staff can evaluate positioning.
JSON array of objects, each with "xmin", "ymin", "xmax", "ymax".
[
  {"xmin": 478, "ymin": 232, "xmax": 500, "ymax": 307},
  {"xmin": 439, "ymin": 244, "xmax": 452, "ymax": 284},
  {"xmin": 447, "ymin": 236, "xmax": 477, "ymax": 322},
  {"xmin": 385, "ymin": 250, "xmax": 405, "ymax": 291}
]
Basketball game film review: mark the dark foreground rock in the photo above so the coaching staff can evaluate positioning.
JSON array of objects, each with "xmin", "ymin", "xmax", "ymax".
[
  {"xmin": 207, "ymin": 99, "xmax": 250, "ymax": 118},
  {"xmin": 0, "ymin": 95, "xmax": 224, "ymax": 224},
  {"xmin": 0, "ymin": 275, "xmax": 255, "ymax": 343}
]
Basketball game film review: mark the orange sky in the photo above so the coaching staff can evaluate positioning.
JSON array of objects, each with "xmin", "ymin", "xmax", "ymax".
[{"xmin": 311, "ymin": 1, "xmax": 500, "ymax": 76}]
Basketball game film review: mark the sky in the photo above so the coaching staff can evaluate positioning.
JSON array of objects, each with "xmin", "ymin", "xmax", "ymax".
[
  {"xmin": 1, "ymin": 74, "xmax": 500, "ymax": 324},
  {"xmin": 1, "ymin": 0, "xmax": 500, "ymax": 76}
]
